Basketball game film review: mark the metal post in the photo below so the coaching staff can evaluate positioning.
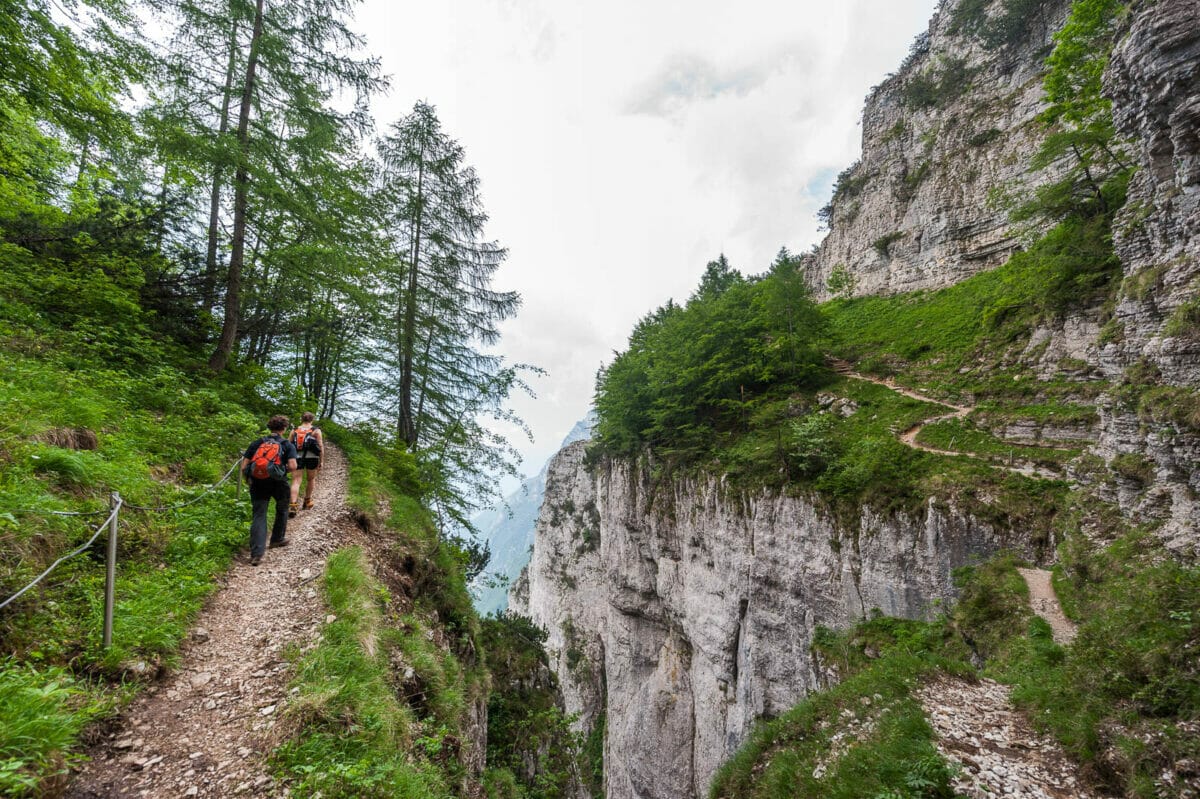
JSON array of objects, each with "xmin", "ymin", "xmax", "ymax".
[
  {"xmin": 102, "ymin": 492, "xmax": 119, "ymax": 649},
  {"xmin": 236, "ymin": 458, "xmax": 243, "ymax": 500}
]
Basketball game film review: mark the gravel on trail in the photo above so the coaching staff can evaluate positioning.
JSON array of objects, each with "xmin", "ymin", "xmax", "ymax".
[
  {"xmin": 67, "ymin": 445, "xmax": 352, "ymax": 799},
  {"xmin": 917, "ymin": 675, "xmax": 1109, "ymax": 799}
]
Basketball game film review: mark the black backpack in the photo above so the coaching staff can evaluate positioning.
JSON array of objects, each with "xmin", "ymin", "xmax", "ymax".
[{"xmin": 292, "ymin": 425, "xmax": 322, "ymax": 457}]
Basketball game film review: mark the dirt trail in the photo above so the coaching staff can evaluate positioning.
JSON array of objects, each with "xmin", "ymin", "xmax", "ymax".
[
  {"xmin": 68, "ymin": 446, "xmax": 350, "ymax": 799},
  {"xmin": 918, "ymin": 675, "xmax": 1109, "ymax": 799},
  {"xmin": 1017, "ymin": 567, "xmax": 1078, "ymax": 645},
  {"xmin": 828, "ymin": 360, "xmax": 1063, "ymax": 479}
]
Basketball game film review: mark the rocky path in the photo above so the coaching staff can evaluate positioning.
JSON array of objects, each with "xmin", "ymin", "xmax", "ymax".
[
  {"xmin": 67, "ymin": 446, "xmax": 350, "ymax": 799},
  {"xmin": 829, "ymin": 359, "xmax": 1064, "ymax": 479},
  {"xmin": 917, "ymin": 675, "xmax": 1108, "ymax": 799},
  {"xmin": 1017, "ymin": 567, "xmax": 1078, "ymax": 645}
]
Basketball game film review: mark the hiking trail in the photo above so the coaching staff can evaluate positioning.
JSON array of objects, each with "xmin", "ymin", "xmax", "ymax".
[
  {"xmin": 830, "ymin": 360, "xmax": 1100, "ymax": 793},
  {"xmin": 919, "ymin": 573, "xmax": 1086, "ymax": 796},
  {"xmin": 1017, "ymin": 567, "xmax": 1078, "ymax": 645},
  {"xmin": 828, "ymin": 359, "xmax": 1066, "ymax": 480},
  {"xmin": 68, "ymin": 445, "xmax": 352, "ymax": 799},
  {"xmin": 917, "ymin": 675, "xmax": 1108, "ymax": 799}
]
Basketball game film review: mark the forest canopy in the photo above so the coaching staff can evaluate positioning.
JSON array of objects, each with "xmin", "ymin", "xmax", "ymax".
[{"xmin": 594, "ymin": 249, "xmax": 826, "ymax": 459}]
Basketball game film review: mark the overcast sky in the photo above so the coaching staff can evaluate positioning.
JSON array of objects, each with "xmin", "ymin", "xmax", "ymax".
[{"xmin": 355, "ymin": 0, "xmax": 941, "ymax": 492}]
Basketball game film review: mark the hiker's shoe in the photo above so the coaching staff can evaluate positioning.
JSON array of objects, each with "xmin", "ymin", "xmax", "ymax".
[
  {"xmin": 250, "ymin": 555, "xmax": 262, "ymax": 566},
  {"xmin": 269, "ymin": 538, "xmax": 289, "ymax": 549},
  {"xmin": 288, "ymin": 502, "xmax": 298, "ymax": 518},
  {"xmin": 303, "ymin": 499, "xmax": 314, "ymax": 510}
]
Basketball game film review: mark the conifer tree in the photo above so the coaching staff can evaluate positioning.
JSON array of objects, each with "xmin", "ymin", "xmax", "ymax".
[
  {"xmin": 373, "ymin": 102, "xmax": 529, "ymax": 527},
  {"xmin": 203, "ymin": 0, "xmax": 385, "ymax": 371},
  {"xmin": 376, "ymin": 102, "xmax": 521, "ymax": 450}
]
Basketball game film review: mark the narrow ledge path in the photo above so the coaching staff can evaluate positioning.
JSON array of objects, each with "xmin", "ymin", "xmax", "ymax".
[
  {"xmin": 1017, "ymin": 567, "xmax": 1078, "ymax": 645},
  {"xmin": 828, "ymin": 359, "xmax": 1067, "ymax": 480},
  {"xmin": 67, "ymin": 445, "xmax": 351, "ymax": 799}
]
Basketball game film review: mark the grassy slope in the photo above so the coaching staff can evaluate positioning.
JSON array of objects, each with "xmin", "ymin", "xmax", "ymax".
[
  {"xmin": 270, "ymin": 424, "xmax": 484, "ymax": 798},
  {"xmin": 0, "ymin": 255, "xmax": 276, "ymax": 793},
  {"xmin": 272, "ymin": 425, "xmax": 587, "ymax": 799},
  {"xmin": 710, "ymin": 209, "xmax": 1200, "ymax": 797},
  {"xmin": 0, "ymin": 242, "xmax": 582, "ymax": 799}
]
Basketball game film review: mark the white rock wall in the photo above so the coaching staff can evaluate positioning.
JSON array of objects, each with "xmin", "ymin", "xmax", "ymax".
[
  {"xmin": 806, "ymin": 0, "xmax": 1071, "ymax": 299},
  {"xmin": 517, "ymin": 443, "xmax": 1029, "ymax": 799}
]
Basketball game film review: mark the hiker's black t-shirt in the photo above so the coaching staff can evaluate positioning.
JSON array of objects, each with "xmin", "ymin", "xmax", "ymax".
[{"xmin": 243, "ymin": 434, "xmax": 298, "ymax": 481}]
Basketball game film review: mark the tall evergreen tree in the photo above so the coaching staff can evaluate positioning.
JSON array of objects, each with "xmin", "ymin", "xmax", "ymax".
[
  {"xmin": 374, "ymin": 101, "xmax": 530, "ymax": 528},
  {"xmin": 377, "ymin": 102, "xmax": 521, "ymax": 449},
  {"xmin": 204, "ymin": 0, "xmax": 385, "ymax": 371}
]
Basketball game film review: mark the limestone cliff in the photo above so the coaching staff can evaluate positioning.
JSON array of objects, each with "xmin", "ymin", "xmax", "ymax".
[
  {"xmin": 1092, "ymin": 0, "xmax": 1200, "ymax": 554},
  {"xmin": 806, "ymin": 0, "xmax": 1071, "ymax": 298},
  {"xmin": 513, "ymin": 442, "xmax": 1029, "ymax": 799},
  {"xmin": 513, "ymin": 0, "xmax": 1200, "ymax": 796}
]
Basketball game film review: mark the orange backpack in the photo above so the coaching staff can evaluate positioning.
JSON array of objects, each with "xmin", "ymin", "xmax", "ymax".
[
  {"xmin": 293, "ymin": 425, "xmax": 321, "ymax": 457},
  {"xmin": 248, "ymin": 438, "xmax": 287, "ymax": 481}
]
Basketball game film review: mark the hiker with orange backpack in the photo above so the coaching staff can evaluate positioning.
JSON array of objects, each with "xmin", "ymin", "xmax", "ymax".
[
  {"xmin": 241, "ymin": 415, "xmax": 299, "ymax": 566},
  {"xmin": 289, "ymin": 412, "xmax": 324, "ymax": 517}
]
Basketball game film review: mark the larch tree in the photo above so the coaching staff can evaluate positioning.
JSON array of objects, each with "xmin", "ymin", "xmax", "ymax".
[
  {"xmin": 374, "ymin": 101, "xmax": 531, "ymax": 529},
  {"xmin": 205, "ymin": 0, "xmax": 385, "ymax": 371}
]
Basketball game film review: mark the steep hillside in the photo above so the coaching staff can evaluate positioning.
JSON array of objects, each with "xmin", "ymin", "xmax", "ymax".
[{"xmin": 0, "ymin": 255, "xmax": 587, "ymax": 797}]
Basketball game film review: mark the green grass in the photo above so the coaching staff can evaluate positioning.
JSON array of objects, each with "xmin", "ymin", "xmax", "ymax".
[
  {"xmin": 273, "ymin": 546, "xmax": 459, "ymax": 799},
  {"xmin": 717, "ymin": 528, "xmax": 1200, "ymax": 798},
  {"xmin": 957, "ymin": 530, "xmax": 1200, "ymax": 798},
  {"xmin": 0, "ymin": 662, "xmax": 111, "ymax": 796},
  {"xmin": 710, "ymin": 617, "xmax": 968, "ymax": 799},
  {"xmin": 825, "ymin": 213, "xmax": 1121, "ymax": 401},
  {"xmin": 971, "ymin": 400, "xmax": 1098, "ymax": 426},
  {"xmin": 916, "ymin": 417, "xmax": 1080, "ymax": 466},
  {"xmin": 0, "ymin": 249, "xmax": 286, "ymax": 795}
]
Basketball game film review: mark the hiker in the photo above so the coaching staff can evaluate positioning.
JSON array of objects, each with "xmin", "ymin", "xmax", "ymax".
[
  {"xmin": 289, "ymin": 411, "xmax": 324, "ymax": 517},
  {"xmin": 242, "ymin": 415, "xmax": 299, "ymax": 566}
]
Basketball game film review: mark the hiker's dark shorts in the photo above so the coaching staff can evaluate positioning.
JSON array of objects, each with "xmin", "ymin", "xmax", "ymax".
[{"xmin": 297, "ymin": 457, "xmax": 321, "ymax": 471}]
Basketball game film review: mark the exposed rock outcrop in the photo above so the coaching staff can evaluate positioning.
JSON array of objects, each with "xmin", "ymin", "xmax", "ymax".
[
  {"xmin": 1092, "ymin": 0, "xmax": 1200, "ymax": 554},
  {"xmin": 516, "ymin": 442, "xmax": 1033, "ymax": 799},
  {"xmin": 517, "ymin": 2, "xmax": 1200, "ymax": 796},
  {"xmin": 806, "ymin": 0, "xmax": 1071, "ymax": 298}
]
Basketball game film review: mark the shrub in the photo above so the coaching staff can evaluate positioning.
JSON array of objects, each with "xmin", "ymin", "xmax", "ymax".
[
  {"xmin": 895, "ymin": 161, "xmax": 932, "ymax": 203},
  {"xmin": 873, "ymin": 232, "xmax": 905, "ymax": 257},
  {"xmin": 818, "ymin": 162, "xmax": 871, "ymax": 228},
  {"xmin": 1109, "ymin": 453, "xmax": 1154, "ymax": 486},
  {"xmin": 1163, "ymin": 298, "xmax": 1200, "ymax": 339},
  {"xmin": 967, "ymin": 128, "xmax": 1003, "ymax": 147},
  {"xmin": 902, "ymin": 57, "xmax": 973, "ymax": 110},
  {"xmin": 826, "ymin": 264, "xmax": 858, "ymax": 298}
]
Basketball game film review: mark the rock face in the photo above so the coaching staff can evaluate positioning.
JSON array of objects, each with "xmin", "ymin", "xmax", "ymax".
[
  {"xmin": 515, "ymin": 442, "xmax": 1030, "ymax": 799},
  {"xmin": 1092, "ymin": 0, "xmax": 1200, "ymax": 554},
  {"xmin": 805, "ymin": 0, "xmax": 1071, "ymax": 299}
]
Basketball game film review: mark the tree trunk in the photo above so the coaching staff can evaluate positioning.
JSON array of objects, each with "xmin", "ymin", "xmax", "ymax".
[
  {"xmin": 209, "ymin": 0, "xmax": 264, "ymax": 372},
  {"xmin": 201, "ymin": 20, "xmax": 241, "ymax": 314},
  {"xmin": 398, "ymin": 152, "xmax": 425, "ymax": 447}
]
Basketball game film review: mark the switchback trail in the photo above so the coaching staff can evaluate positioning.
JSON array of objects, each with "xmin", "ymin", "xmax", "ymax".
[
  {"xmin": 828, "ymin": 359, "xmax": 1065, "ymax": 480},
  {"xmin": 831, "ymin": 361, "xmax": 1091, "ymax": 791},
  {"xmin": 68, "ymin": 445, "xmax": 352, "ymax": 799}
]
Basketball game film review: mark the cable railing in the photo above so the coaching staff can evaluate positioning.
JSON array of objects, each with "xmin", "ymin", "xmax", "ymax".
[{"xmin": 0, "ymin": 456, "xmax": 244, "ymax": 649}]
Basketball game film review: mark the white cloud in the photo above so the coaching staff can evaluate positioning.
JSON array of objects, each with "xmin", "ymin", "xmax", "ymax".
[{"xmin": 354, "ymin": 0, "xmax": 940, "ymax": 489}]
